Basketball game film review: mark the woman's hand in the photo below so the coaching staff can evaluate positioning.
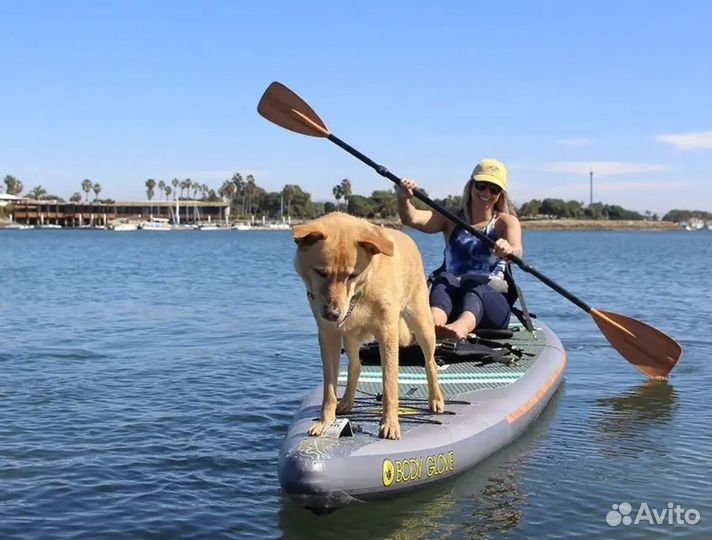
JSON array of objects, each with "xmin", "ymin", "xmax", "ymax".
[
  {"xmin": 493, "ymin": 238, "xmax": 515, "ymax": 258},
  {"xmin": 396, "ymin": 177, "xmax": 447, "ymax": 234},
  {"xmin": 396, "ymin": 178, "xmax": 418, "ymax": 201},
  {"xmin": 493, "ymin": 215, "xmax": 523, "ymax": 259}
]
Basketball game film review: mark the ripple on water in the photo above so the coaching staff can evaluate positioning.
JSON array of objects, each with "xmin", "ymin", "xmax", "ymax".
[{"xmin": 0, "ymin": 229, "xmax": 709, "ymax": 539}]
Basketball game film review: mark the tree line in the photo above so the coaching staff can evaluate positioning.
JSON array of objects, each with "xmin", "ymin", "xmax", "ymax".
[{"xmin": 1, "ymin": 173, "xmax": 702, "ymax": 222}]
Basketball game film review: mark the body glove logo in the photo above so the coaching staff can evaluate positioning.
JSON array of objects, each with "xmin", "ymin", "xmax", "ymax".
[{"xmin": 606, "ymin": 502, "xmax": 701, "ymax": 527}]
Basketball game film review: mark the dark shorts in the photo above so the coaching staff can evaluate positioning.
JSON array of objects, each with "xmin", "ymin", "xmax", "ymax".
[{"xmin": 429, "ymin": 272, "xmax": 511, "ymax": 329}]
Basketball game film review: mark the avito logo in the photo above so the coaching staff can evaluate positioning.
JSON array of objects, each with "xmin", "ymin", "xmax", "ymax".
[{"xmin": 606, "ymin": 501, "xmax": 701, "ymax": 527}]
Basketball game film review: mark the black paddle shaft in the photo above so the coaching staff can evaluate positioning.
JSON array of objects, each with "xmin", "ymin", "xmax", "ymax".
[{"xmin": 327, "ymin": 133, "xmax": 592, "ymax": 313}]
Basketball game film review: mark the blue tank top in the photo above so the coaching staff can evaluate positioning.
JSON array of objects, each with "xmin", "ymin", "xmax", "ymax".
[{"xmin": 444, "ymin": 216, "xmax": 507, "ymax": 281}]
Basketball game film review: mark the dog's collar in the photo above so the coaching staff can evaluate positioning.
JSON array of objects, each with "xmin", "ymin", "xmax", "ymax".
[
  {"xmin": 337, "ymin": 290, "xmax": 363, "ymax": 328},
  {"xmin": 306, "ymin": 289, "xmax": 363, "ymax": 328}
]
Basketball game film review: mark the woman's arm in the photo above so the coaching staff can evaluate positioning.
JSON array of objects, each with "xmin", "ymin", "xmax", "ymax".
[
  {"xmin": 396, "ymin": 178, "xmax": 448, "ymax": 234},
  {"xmin": 494, "ymin": 214, "xmax": 523, "ymax": 259}
]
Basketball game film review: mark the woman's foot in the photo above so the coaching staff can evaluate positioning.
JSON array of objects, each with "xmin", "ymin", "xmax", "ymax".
[
  {"xmin": 434, "ymin": 322, "xmax": 471, "ymax": 341},
  {"xmin": 435, "ymin": 324, "xmax": 464, "ymax": 341},
  {"xmin": 435, "ymin": 312, "xmax": 476, "ymax": 341}
]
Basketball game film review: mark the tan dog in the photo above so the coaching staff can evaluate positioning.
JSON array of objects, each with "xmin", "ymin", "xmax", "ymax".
[{"xmin": 293, "ymin": 212, "xmax": 444, "ymax": 440}]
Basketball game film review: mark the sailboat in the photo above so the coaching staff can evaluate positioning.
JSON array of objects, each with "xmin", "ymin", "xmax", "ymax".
[{"xmin": 268, "ymin": 191, "xmax": 291, "ymax": 230}]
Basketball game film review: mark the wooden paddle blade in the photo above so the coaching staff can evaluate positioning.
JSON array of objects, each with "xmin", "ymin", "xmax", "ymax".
[
  {"xmin": 257, "ymin": 81, "xmax": 330, "ymax": 137},
  {"xmin": 590, "ymin": 308, "xmax": 682, "ymax": 379}
]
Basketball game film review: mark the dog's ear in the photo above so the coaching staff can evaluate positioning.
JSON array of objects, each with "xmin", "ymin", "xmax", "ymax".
[
  {"xmin": 359, "ymin": 230, "xmax": 394, "ymax": 257},
  {"xmin": 293, "ymin": 223, "xmax": 326, "ymax": 247}
]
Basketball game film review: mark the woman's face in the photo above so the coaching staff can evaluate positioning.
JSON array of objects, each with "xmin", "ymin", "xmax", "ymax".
[{"xmin": 470, "ymin": 180, "xmax": 502, "ymax": 209}]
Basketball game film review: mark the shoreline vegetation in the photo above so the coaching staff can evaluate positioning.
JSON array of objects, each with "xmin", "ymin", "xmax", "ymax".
[
  {"xmin": 0, "ymin": 216, "xmax": 684, "ymax": 231},
  {"xmin": 2, "ymin": 173, "xmax": 710, "ymax": 231},
  {"xmin": 371, "ymin": 218, "xmax": 681, "ymax": 231}
]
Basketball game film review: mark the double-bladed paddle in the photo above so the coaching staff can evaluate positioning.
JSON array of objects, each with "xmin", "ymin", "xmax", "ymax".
[{"xmin": 257, "ymin": 81, "xmax": 682, "ymax": 379}]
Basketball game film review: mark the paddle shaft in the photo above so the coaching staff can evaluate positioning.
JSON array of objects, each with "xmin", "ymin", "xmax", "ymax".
[{"xmin": 327, "ymin": 133, "xmax": 592, "ymax": 313}]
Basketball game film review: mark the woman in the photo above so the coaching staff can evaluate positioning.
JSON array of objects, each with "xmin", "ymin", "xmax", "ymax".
[{"xmin": 396, "ymin": 158, "xmax": 523, "ymax": 341}]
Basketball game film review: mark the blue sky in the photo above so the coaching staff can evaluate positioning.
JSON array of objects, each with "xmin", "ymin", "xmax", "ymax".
[{"xmin": 1, "ymin": 0, "xmax": 710, "ymax": 214}]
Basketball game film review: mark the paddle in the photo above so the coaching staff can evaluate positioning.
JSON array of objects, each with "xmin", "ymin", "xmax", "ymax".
[{"xmin": 257, "ymin": 81, "xmax": 682, "ymax": 379}]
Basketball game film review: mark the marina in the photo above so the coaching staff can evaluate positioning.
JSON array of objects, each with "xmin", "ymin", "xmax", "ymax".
[
  {"xmin": 1, "ymin": 199, "xmax": 292, "ymax": 231},
  {"xmin": 7, "ymin": 199, "xmax": 229, "ymax": 229}
]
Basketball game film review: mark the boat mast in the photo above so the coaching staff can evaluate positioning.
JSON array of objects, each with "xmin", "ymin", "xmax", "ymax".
[{"xmin": 280, "ymin": 191, "xmax": 284, "ymax": 224}]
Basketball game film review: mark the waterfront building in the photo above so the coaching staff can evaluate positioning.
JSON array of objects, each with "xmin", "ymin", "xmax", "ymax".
[{"xmin": 11, "ymin": 199, "xmax": 229, "ymax": 227}]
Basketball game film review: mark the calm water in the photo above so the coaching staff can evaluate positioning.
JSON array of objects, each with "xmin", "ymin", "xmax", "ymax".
[{"xmin": 1, "ymin": 228, "xmax": 710, "ymax": 539}]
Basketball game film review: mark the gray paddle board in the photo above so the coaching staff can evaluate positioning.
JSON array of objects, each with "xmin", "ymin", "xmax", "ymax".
[{"xmin": 279, "ymin": 321, "xmax": 566, "ymax": 512}]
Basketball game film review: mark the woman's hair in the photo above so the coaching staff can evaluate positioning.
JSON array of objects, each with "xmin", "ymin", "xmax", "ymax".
[{"xmin": 460, "ymin": 178, "xmax": 518, "ymax": 223}]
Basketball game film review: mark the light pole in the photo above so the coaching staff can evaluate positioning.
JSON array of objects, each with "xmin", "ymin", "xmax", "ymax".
[{"xmin": 589, "ymin": 170, "xmax": 593, "ymax": 206}]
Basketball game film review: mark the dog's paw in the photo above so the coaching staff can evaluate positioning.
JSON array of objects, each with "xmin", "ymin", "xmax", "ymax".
[
  {"xmin": 379, "ymin": 417, "xmax": 401, "ymax": 440},
  {"xmin": 429, "ymin": 397, "xmax": 445, "ymax": 413},
  {"xmin": 335, "ymin": 399, "xmax": 354, "ymax": 415},
  {"xmin": 428, "ymin": 384, "xmax": 445, "ymax": 413},
  {"xmin": 429, "ymin": 390, "xmax": 445, "ymax": 413},
  {"xmin": 307, "ymin": 421, "xmax": 327, "ymax": 437}
]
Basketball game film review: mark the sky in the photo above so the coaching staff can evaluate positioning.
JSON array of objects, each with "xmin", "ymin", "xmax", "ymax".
[{"xmin": 0, "ymin": 0, "xmax": 710, "ymax": 215}]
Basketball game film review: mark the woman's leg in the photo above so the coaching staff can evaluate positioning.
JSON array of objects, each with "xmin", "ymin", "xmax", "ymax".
[
  {"xmin": 438, "ymin": 310, "xmax": 477, "ymax": 341},
  {"xmin": 438, "ymin": 282, "xmax": 511, "ymax": 341},
  {"xmin": 458, "ymin": 282, "xmax": 511, "ymax": 330},
  {"xmin": 470, "ymin": 285, "xmax": 511, "ymax": 329},
  {"xmin": 431, "ymin": 307, "xmax": 448, "ymax": 326},
  {"xmin": 439, "ymin": 282, "xmax": 483, "ymax": 340},
  {"xmin": 429, "ymin": 273, "xmax": 459, "ymax": 336}
]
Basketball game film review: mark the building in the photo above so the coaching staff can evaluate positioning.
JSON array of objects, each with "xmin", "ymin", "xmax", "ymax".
[
  {"xmin": 10, "ymin": 199, "xmax": 230, "ymax": 227},
  {"xmin": 0, "ymin": 193, "xmax": 24, "ymax": 208}
]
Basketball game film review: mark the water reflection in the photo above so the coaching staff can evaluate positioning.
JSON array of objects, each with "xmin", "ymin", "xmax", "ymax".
[
  {"xmin": 591, "ymin": 380, "xmax": 678, "ymax": 458},
  {"xmin": 277, "ymin": 487, "xmax": 456, "ymax": 540},
  {"xmin": 453, "ymin": 386, "xmax": 565, "ymax": 540},
  {"xmin": 278, "ymin": 384, "xmax": 566, "ymax": 540}
]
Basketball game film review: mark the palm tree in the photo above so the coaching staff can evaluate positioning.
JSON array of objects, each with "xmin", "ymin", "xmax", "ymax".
[
  {"xmin": 333, "ymin": 183, "xmax": 344, "ymax": 210},
  {"xmin": 283, "ymin": 184, "xmax": 296, "ymax": 221},
  {"xmin": 3, "ymin": 175, "xmax": 23, "ymax": 195},
  {"xmin": 244, "ymin": 177, "xmax": 256, "ymax": 216},
  {"xmin": 70, "ymin": 192, "xmax": 82, "ymax": 203},
  {"xmin": 81, "ymin": 179, "xmax": 93, "ymax": 201},
  {"xmin": 27, "ymin": 185, "xmax": 48, "ymax": 200},
  {"xmin": 165, "ymin": 186, "xmax": 172, "ymax": 200},
  {"xmin": 221, "ymin": 180, "xmax": 236, "ymax": 202},
  {"xmin": 231, "ymin": 173, "xmax": 245, "ymax": 213},
  {"xmin": 92, "ymin": 183, "xmax": 102, "ymax": 201},
  {"xmin": 145, "ymin": 178, "xmax": 156, "ymax": 201},
  {"xmin": 181, "ymin": 179, "xmax": 191, "ymax": 199},
  {"xmin": 171, "ymin": 178, "xmax": 180, "ymax": 199},
  {"xmin": 158, "ymin": 180, "xmax": 166, "ymax": 200},
  {"xmin": 340, "ymin": 178, "xmax": 352, "ymax": 211}
]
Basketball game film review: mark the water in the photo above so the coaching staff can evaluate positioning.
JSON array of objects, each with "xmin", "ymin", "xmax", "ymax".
[{"xmin": 1, "ymin": 228, "xmax": 710, "ymax": 539}]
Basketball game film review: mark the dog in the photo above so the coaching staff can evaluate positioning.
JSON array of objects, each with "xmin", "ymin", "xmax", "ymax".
[{"xmin": 292, "ymin": 212, "xmax": 444, "ymax": 439}]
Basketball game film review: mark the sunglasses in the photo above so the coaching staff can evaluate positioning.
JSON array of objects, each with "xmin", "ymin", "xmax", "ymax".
[{"xmin": 474, "ymin": 181, "xmax": 502, "ymax": 195}]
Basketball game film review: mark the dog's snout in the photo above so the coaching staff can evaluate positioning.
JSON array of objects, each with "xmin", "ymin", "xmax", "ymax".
[{"xmin": 322, "ymin": 306, "xmax": 341, "ymax": 321}]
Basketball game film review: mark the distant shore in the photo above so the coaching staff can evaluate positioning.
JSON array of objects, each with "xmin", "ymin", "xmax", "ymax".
[
  {"xmin": 372, "ymin": 218, "xmax": 681, "ymax": 231},
  {"xmin": 0, "ymin": 217, "xmax": 684, "ymax": 231},
  {"xmin": 518, "ymin": 219, "xmax": 679, "ymax": 230}
]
